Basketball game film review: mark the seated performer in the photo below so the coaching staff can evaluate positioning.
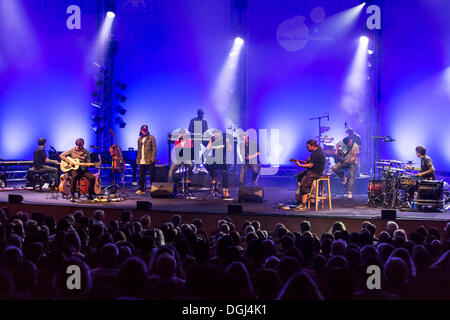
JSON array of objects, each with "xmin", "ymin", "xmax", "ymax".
[
  {"xmin": 332, "ymin": 137, "xmax": 360, "ymax": 199},
  {"xmin": 405, "ymin": 145, "xmax": 435, "ymax": 180},
  {"xmin": 168, "ymin": 129, "xmax": 194, "ymax": 183},
  {"xmin": 204, "ymin": 130, "xmax": 232, "ymax": 198},
  {"xmin": 292, "ymin": 139, "xmax": 326, "ymax": 211},
  {"xmin": 239, "ymin": 132, "xmax": 261, "ymax": 186},
  {"xmin": 136, "ymin": 125, "xmax": 157, "ymax": 194},
  {"xmin": 32, "ymin": 138, "xmax": 59, "ymax": 189},
  {"xmin": 60, "ymin": 138, "xmax": 96, "ymax": 201}
]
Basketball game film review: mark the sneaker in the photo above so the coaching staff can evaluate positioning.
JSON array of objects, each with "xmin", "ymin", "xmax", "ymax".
[
  {"xmin": 136, "ymin": 190, "xmax": 145, "ymax": 195},
  {"xmin": 280, "ymin": 205, "xmax": 291, "ymax": 210},
  {"xmin": 347, "ymin": 192, "xmax": 353, "ymax": 199},
  {"xmin": 294, "ymin": 204, "xmax": 309, "ymax": 212}
]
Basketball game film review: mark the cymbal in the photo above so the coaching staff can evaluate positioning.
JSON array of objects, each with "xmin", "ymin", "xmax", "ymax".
[
  {"xmin": 388, "ymin": 160, "xmax": 403, "ymax": 164},
  {"xmin": 376, "ymin": 161, "xmax": 390, "ymax": 165}
]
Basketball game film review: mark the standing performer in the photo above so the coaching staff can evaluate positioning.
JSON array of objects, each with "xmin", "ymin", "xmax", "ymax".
[
  {"xmin": 345, "ymin": 127, "xmax": 362, "ymax": 151},
  {"xmin": 292, "ymin": 140, "xmax": 326, "ymax": 211},
  {"xmin": 168, "ymin": 129, "xmax": 194, "ymax": 183},
  {"xmin": 60, "ymin": 138, "xmax": 96, "ymax": 201},
  {"xmin": 136, "ymin": 125, "xmax": 157, "ymax": 194},
  {"xmin": 188, "ymin": 108, "xmax": 208, "ymax": 134},
  {"xmin": 239, "ymin": 132, "xmax": 261, "ymax": 186},
  {"xmin": 332, "ymin": 137, "xmax": 360, "ymax": 198},
  {"xmin": 33, "ymin": 138, "xmax": 59, "ymax": 189},
  {"xmin": 204, "ymin": 130, "xmax": 232, "ymax": 198},
  {"xmin": 405, "ymin": 146, "xmax": 435, "ymax": 180}
]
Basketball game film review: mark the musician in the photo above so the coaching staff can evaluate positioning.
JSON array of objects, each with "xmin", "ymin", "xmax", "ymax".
[
  {"xmin": 188, "ymin": 108, "xmax": 208, "ymax": 134},
  {"xmin": 204, "ymin": 130, "xmax": 232, "ymax": 198},
  {"xmin": 168, "ymin": 129, "xmax": 194, "ymax": 183},
  {"xmin": 239, "ymin": 132, "xmax": 261, "ymax": 186},
  {"xmin": 60, "ymin": 138, "xmax": 95, "ymax": 201},
  {"xmin": 332, "ymin": 137, "xmax": 360, "ymax": 198},
  {"xmin": 292, "ymin": 140, "xmax": 326, "ymax": 211},
  {"xmin": 405, "ymin": 146, "xmax": 435, "ymax": 180},
  {"xmin": 33, "ymin": 138, "xmax": 59, "ymax": 189},
  {"xmin": 136, "ymin": 125, "xmax": 157, "ymax": 194},
  {"xmin": 346, "ymin": 128, "xmax": 362, "ymax": 150}
]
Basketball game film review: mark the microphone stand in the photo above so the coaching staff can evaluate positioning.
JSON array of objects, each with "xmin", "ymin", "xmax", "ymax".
[
  {"xmin": 370, "ymin": 136, "xmax": 395, "ymax": 179},
  {"xmin": 309, "ymin": 114, "xmax": 329, "ymax": 146}
]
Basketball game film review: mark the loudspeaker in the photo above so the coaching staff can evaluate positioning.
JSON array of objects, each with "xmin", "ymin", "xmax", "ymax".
[
  {"xmin": 228, "ymin": 204, "xmax": 242, "ymax": 214},
  {"xmin": 8, "ymin": 194, "xmax": 23, "ymax": 204},
  {"xmin": 150, "ymin": 182, "xmax": 175, "ymax": 198},
  {"xmin": 136, "ymin": 201, "xmax": 152, "ymax": 211},
  {"xmin": 238, "ymin": 186, "xmax": 264, "ymax": 203},
  {"xmin": 381, "ymin": 209, "xmax": 397, "ymax": 220}
]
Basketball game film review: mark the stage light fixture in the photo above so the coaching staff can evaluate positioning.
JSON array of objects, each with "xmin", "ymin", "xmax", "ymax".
[
  {"xmin": 115, "ymin": 81, "xmax": 127, "ymax": 90},
  {"xmin": 115, "ymin": 117, "xmax": 126, "ymax": 128},
  {"xmin": 92, "ymin": 126, "xmax": 105, "ymax": 134},
  {"xmin": 368, "ymin": 49, "xmax": 374, "ymax": 55},
  {"xmin": 115, "ymin": 105, "xmax": 127, "ymax": 115},
  {"xmin": 359, "ymin": 36, "xmax": 369, "ymax": 45},
  {"xmin": 107, "ymin": 11, "xmax": 115, "ymax": 19},
  {"xmin": 115, "ymin": 93, "xmax": 127, "ymax": 103},
  {"xmin": 91, "ymin": 101, "xmax": 102, "ymax": 108},
  {"xmin": 234, "ymin": 37, "xmax": 244, "ymax": 46}
]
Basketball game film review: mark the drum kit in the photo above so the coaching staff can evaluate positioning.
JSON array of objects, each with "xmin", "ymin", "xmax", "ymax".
[{"xmin": 368, "ymin": 159, "xmax": 445, "ymax": 210}]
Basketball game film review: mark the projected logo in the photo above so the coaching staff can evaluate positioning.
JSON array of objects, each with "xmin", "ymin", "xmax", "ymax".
[{"xmin": 277, "ymin": 7, "xmax": 326, "ymax": 52}]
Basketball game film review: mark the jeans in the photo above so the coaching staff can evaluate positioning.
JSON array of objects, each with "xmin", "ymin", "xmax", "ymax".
[
  {"xmin": 168, "ymin": 161, "xmax": 193, "ymax": 182},
  {"xmin": 138, "ymin": 163, "xmax": 155, "ymax": 191},
  {"xmin": 239, "ymin": 164, "xmax": 260, "ymax": 186},
  {"xmin": 297, "ymin": 171, "xmax": 322, "ymax": 196},
  {"xmin": 70, "ymin": 169, "xmax": 95, "ymax": 196},
  {"xmin": 333, "ymin": 161, "xmax": 356, "ymax": 193},
  {"xmin": 37, "ymin": 165, "xmax": 59, "ymax": 186},
  {"xmin": 204, "ymin": 163, "xmax": 228, "ymax": 188}
]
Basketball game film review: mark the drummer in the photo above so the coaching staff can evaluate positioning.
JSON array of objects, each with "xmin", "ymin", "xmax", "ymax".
[{"xmin": 405, "ymin": 146, "xmax": 435, "ymax": 180}]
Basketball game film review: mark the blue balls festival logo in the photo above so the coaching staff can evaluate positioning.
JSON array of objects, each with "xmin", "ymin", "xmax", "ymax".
[{"xmin": 277, "ymin": 7, "xmax": 326, "ymax": 52}]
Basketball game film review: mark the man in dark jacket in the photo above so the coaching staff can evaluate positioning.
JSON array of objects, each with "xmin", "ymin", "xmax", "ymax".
[{"xmin": 136, "ymin": 125, "xmax": 157, "ymax": 194}]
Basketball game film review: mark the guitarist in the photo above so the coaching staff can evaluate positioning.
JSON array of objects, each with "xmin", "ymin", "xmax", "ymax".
[
  {"xmin": 291, "ymin": 139, "xmax": 326, "ymax": 211},
  {"xmin": 60, "ymin": 138, "xmax": 96, "ymax": 201},
  {"xmin": 332, "ymin": 137, "xmax": 359, "ymax": 199}
]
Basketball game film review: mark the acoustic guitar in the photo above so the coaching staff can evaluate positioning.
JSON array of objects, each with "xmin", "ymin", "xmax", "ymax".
[{"xmin": 60, "ymin": 157, "xmax": 100, "ymax": 173}]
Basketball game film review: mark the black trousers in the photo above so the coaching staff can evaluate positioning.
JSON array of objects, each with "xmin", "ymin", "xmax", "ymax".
[
  {"xmin": 70, "ymin": 169, "xmax": 95, "ymax": 196},
  {"xmin": 138, "ymin": 163, "xmax": 155, "ymax": 191},
  {"xmin": 239, "ymin": 164, "xmax": 261, "ymax": 186},
  {"xmin": 297, "ymin": 171, "xmax": 322, "ymax": 195},
  {"xmin": 204, "ymin": 163, "xmax": 229, "ymax": 188},
  {"xmin": 37, "ymin": 165, "xmax": 59, "ymax": 186}
]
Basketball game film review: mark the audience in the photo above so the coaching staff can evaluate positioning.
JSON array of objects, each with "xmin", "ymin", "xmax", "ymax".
[{"xmin": 0, "ymin": 206, "xmax": 448, "ymax": 300}]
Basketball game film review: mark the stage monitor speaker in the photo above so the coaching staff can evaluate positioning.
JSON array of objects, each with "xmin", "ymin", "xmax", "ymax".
[
  {"xmin": 8, "ymin": 194, "xmax": 23, "ymax": 204},
  {"xmin": 238, "ymin": 186, "xmax": 264, "ymax": 203},
  {"xmin": 381, "ymin": 209, "xmax": 397, "ymax": 220},
  {"xmin": 136, "ymin": 201, "xmax": 152, "ymax": 211},
  {"xmin": 150, "ymin": 182, "xmax": 175, "ymax": 198},
  {"xmin": 228, "ymin": 204, "xmax": 242, "ymax": 214}
]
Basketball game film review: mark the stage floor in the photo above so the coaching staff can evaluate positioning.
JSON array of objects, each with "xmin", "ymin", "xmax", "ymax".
[{"xmin": 1, "ymin": 185, "xmax": 449, "ymax": 222}]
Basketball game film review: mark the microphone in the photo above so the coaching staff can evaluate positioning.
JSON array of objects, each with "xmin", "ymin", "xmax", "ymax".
[{"xmin": 90, "ymin": 145, "xmax": 100, "ymax": 149}]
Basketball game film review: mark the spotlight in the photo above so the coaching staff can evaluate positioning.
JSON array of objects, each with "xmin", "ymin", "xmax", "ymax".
[
  {"xmin": 234, "ymin": 37, "xmax": 244, "ymax": 46},
  {"xmin": 115, "ymin": 81, "xmax": 127, "ymax": 90},
  {"xmin": 115, "ymin": 93, "xmax": 127, "ymax": 103},
  {"xmin": 90, "ymin": 111, "xmax": 102, "ymax": 123},
  {"xmin": 359, "ymin": 36, "xmax": 369, "ymax": 45},
  {"xmin": 115, "ymin": 105, "xmax": 127, "ymax": 115},
  {"xmin": 115, "ymin": 117, "xmax": 126, "ymax": 128},
  {"xmin": 106, "ymin": 11, "xmax": 115, "ymax": 19},
  {"xmin": 368, "ymin": 49, "xmax": 374, "ymax": 55}
]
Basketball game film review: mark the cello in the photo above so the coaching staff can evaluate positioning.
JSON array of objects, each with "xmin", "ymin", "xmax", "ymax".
[{"xmin": 109, "ymin": 129, "xmax": 126, "ymax": 173}]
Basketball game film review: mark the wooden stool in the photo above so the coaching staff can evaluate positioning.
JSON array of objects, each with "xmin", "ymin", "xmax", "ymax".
[{"xmin": 308, "ymin": 175, "xmax": 332, "ymax": 211}]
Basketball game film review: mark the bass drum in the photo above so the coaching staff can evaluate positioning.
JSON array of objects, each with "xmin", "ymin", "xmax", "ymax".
[{"xmin": 368, "ymin": 179, "xmax": 384, "ymax": 206}]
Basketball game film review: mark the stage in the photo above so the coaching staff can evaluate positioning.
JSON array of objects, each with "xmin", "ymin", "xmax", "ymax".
[{"xmin": 1, "ymin": 182, "xmax": 449, "ymax": 236}]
